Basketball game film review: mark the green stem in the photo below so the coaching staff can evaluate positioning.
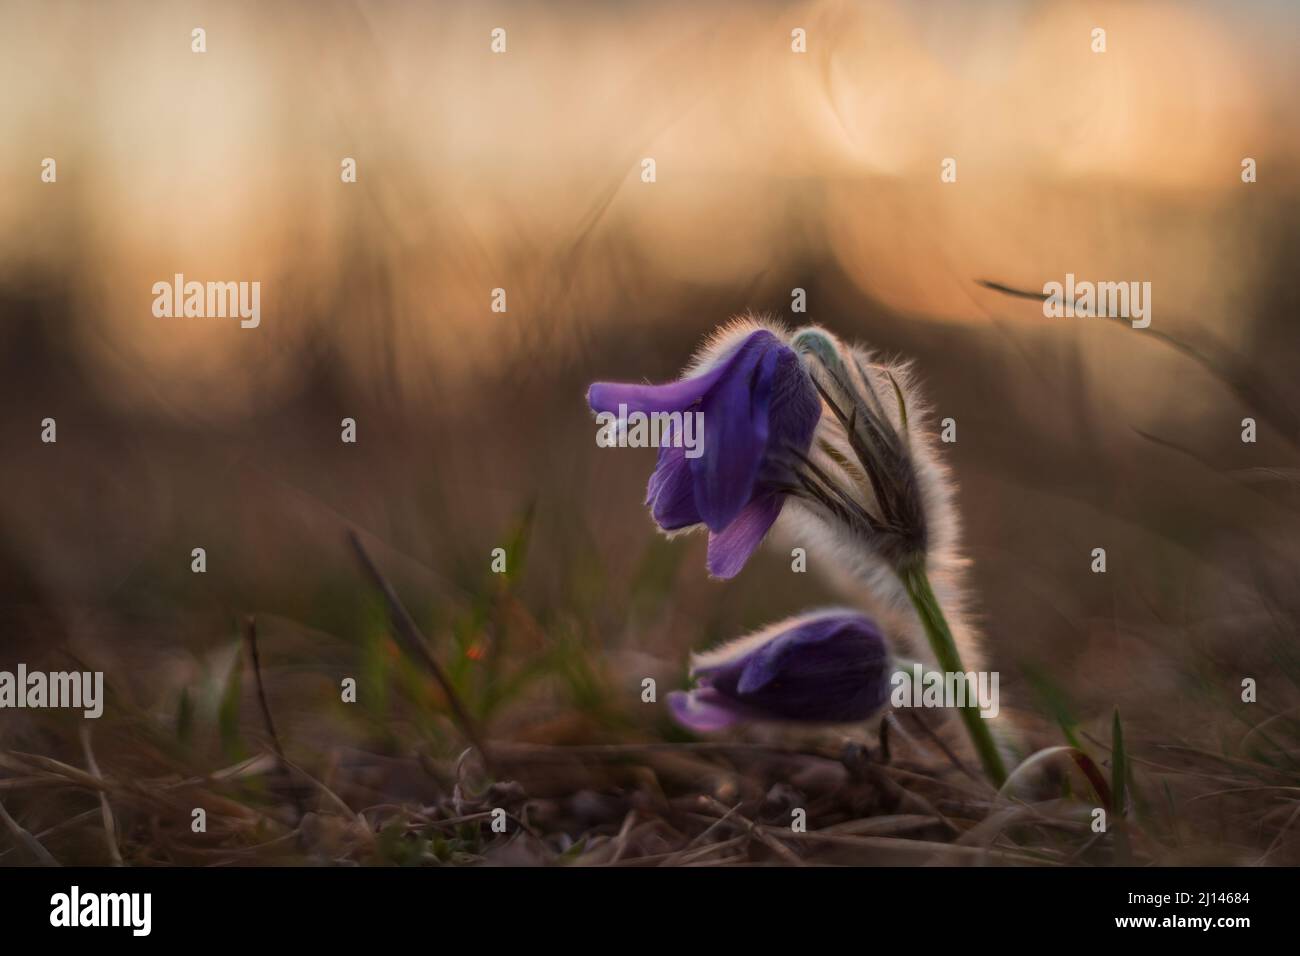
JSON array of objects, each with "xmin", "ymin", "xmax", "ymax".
[{"xmin": 900, "ymin": 564, "xmax": 1008, "ymax": 788}]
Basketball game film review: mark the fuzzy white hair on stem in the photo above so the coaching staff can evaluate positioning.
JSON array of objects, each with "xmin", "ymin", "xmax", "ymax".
[
  {"xmin": 679, "ymin": 313, "xmax": 793, "ymax": 379},
  {"xmin": 781, "ymin": 325, "xmax": 1010, "ymax": 783},
  {"xmin": 776, "ymin": 326, "xmax": 981, "ymax": 671}
]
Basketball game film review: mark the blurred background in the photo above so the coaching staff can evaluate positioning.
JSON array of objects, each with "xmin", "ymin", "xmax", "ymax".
[{"xmin": 1, "ymin": 0, "xmax": 1298, "ymax": 863}]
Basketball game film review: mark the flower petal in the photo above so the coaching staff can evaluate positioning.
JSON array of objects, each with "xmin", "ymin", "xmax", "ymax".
[
  {"xmin": 586, "ymin": 330, "xmax": 776, "ymax": 417},
  {"xmin": 690, "ymin": 342, "xmax": 777, "ymax": 529},
  {"xmin": 673, "ymin": 612, "xmax": 893, "ymax": 729},
  {"xmin": 645, "ymin": 445, "xmax": 701, "ymax": 530},
  {"xmin": 667, "ymin": 688, "xmax": 748, "ymax": 732},
  {"xmin": 588, "ymin": 374, "xmax": 714, "ymax": 417},
  {"xmin": 728, "ymin": 615, "xmax": 890, "ymax": 722},
  {"xmin": 704, "ymin": 492, "xmax": 783, "ymax": 579},
  {"xmin": 737, "ymin": 615, "xmax": 872, "ymax": 693},
  {"xmin": 763, "ymin": 348, "xmax": 822, "ymax": 466}
]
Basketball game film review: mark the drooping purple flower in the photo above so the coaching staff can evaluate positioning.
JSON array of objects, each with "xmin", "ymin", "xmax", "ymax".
[
  {"xmin": 587, "ymin": 322, "xmax": 820, "ymax": 578},
  {"xmin": 667, "ymin": 611, "xmax": 892, "ymax": 731}
]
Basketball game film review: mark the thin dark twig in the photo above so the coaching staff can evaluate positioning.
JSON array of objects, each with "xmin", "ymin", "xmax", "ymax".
[
  {"xmin": 698, "ymin": 796, "xmax": 805, "ymax": 866},
  {"xmin": 0, "ymin": 795, "xmax": 59, "ymax": 866},
  {"xmin": 346, "ymin": 530, "xmax": 493, "ymax": 774},
  {"xmin": 906, "ymin": 711, "xmax": 982, "ymax": 786},
  {"xmin": 79, "ymin": 725, "xmax": 123, "ymax": 866},
  {"xmin": 0, "ymin": 810, "xmax": 98, "ymax": 864},
  {"xmin": 975, "ymin": 278, "xmax": 1300, "ymax": 447},
  {"xmin": 244, "ymin": 616, "xmax": 306, "ymax": 823}
]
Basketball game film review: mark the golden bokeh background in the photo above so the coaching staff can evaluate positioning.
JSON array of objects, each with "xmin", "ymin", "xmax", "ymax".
[
  {"xmin": 2, "ymin": 0, "xmax": 1296, "ymax": 417},
  {"xmin": 1, "ymin": 3, "xmax": 1299, "ymax": 863}
]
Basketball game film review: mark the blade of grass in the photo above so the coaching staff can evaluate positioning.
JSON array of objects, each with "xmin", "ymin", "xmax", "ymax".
[
  {"xmin": 347, "ymin": 529, "xmax": 493, "ymax": 774},
  {"xmin": 1111, "ymin": 708, "xmax": 1132, "ymax": 862},
  {"xmin": 1111, "ymin": 708, "xmax": 1127, "ymax": 815}
]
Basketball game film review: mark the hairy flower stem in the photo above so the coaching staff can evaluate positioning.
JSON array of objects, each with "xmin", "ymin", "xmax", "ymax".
[{"xmin": 900, "ymin": 564, "xmax": 1008, "ymax": 787}]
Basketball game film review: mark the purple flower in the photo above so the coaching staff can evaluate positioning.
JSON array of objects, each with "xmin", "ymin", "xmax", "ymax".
[
  {"xmin": 668, "ymin": 611, "xmax": 892, "ymax": 731},
  {"xmin": 587, "ymin": 323, "xmax": 820, "ymax": 578}
]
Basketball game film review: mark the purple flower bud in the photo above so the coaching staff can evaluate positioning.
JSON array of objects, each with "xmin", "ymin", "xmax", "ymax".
[
  {"xmin": 588, "ymin": 322, "xmax": 820, "ymax": 578},
  {"xmin": 668, "ymin": 611, "xmax": 892, "ymax": 731},
  {"xmin": 787, "ymin": 327, "xmax": 947, "ymax": 579}
]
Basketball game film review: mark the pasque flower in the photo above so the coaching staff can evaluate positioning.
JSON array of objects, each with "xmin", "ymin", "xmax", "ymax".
[
  {"xmin": 785, "ymin": 327, "xmax": 940, "ymax": 576},
  {"xmin": 668, "ymin": 611, "xmax": 892, "ymax": 732},
  {"xmin": 589, "ymin": 320, "xmax": 1009, "ymax": 783},
  {"xmin": 587, "ymin": 320, "xmax": 820, "ymax": 578},
  {"xmin": 784, "ymin": 326, "xmax": 1009, "ymax": 785}
]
